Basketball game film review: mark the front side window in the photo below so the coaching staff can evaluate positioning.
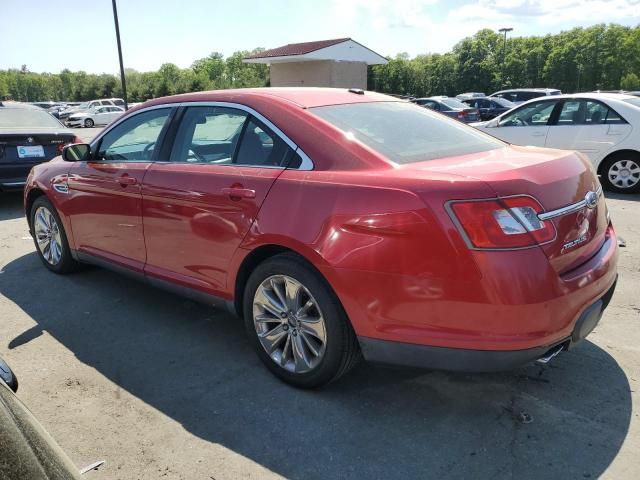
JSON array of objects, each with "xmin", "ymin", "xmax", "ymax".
[
  {"xmin": 498, "ymin": 100, "xmax": 558, "ymax": 127},
  {"xmin": 516, "ymin": 91, "xmax": 546, "ymax": 102},
  {"xmin": 97, "ymin": 108, "xmax": 171, "ymax": 162},
  {"xmin": 311, "ymin": 101, "xmax": 504, "ymax": 164}
]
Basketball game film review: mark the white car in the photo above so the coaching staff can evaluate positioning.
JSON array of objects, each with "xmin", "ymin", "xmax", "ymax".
[
  {"xmin": 66, "ymin": 106, "xmax": 125, "ymax": 128},
  {"xmin": 472, "ymin": 93, "xmax": 640, "ymax": 193}
]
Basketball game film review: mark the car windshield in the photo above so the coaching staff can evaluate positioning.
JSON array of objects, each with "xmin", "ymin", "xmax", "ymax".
[
  {"xmin": 493, "ymin": 97, "xmax": 515, "ymax": 107},
  {"xmin": 310, "ymin": 102, "xmax": 504, "ymax": 164},
  {"xmin": 0, "ymin": 108, "xmax": 63, "ymax": 128},
  {"xmin": 623, "ymin": 97, "xmax": 640, "ymax": 108},
  {"xmin": 440, "ymin": 98, "xmax": 468, "ymax": 109}
]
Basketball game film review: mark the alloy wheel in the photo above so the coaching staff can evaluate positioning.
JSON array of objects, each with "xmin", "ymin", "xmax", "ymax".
[
  {"xmin": 608, "ymin": 159, "xmax": 640, "ymax": 189},
  {"xmin": 252, "ymin": 274, "xmax": 327, "ymax": 374},
  {"xmin": 33, "ymin": 206, "xmax": 63, "ymax": 265}
]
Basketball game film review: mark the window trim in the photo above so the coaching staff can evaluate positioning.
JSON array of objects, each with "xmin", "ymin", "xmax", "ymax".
[{"xmin": 92, "ymin": 101, "xmax": 314, "ymax": 170}]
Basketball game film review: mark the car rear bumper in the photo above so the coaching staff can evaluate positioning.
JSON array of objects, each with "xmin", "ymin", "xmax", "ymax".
[{"xmin": 358, "ymin": 277, "xmax": 617, "ymax": 371}]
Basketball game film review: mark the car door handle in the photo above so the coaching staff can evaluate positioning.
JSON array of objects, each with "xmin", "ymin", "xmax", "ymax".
[
  {"xmin": 221, "ymin": 187, "xmax": 256, "ymax": 199},
  {"xmin": 117, "ymin": 176, "xmax": 137, "ymax": 186}
]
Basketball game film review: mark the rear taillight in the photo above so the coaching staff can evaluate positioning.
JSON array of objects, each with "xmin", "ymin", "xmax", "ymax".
[
  {"xmin": 457, "ymin": 111, "xmax": 466, "ymax": 119},
  {"xmin": 448, "ymin": 196, "xmax": 555, "ymax": 249},
  {"xmin": 57, "ymin": 136, "xmax": 83, "ymax": 154}
]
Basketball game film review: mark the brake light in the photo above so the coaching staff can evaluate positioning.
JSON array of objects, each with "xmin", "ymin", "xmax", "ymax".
[
  {"xmin": 449, "ymin": 196, "xmax": 555, "ymax": 249},
  {"xmin": 57, "ymin": 136, "xmax": 83, "ymax": 154},
  {"xmin": 457, "ymin": 111, "xmax": 466, "ymax": 119}
]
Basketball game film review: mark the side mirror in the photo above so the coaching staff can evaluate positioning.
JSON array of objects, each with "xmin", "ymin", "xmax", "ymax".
[
  {"xmin": 0, "ymin": 357, "xmax": 18, "ymax": 393},
  {"xmin": 63, "ymin": 143, "xmax": 90, "ymax": 162}
]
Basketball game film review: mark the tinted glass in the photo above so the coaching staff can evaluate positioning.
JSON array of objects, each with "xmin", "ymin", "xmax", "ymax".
[
  {"xmin": 113, "ymin": 99, "xmax": 124, "ymax": 106},
  {"xmin": 440, "ymin": 98, "xmax": 468, "ymax": 109},
  {"xmin": 516, "ymin": 91, "xmax": 546, "ymax": 102},
  {"xmin": 492, "ymin": 97, "xmax": 514, "ymax": 108},
  {"xmin": 98, "ymin": 108, "xmax": 171, "ymax": 161},
  {"xmin": 235, "ymin": 119, "xmax": 292, "ymax": 167},
  {"xmin": 170, "ymin": 106, "xmax": 247, "ymax": 164},
  {"xmin": 0, "ymin": 108, "xmax": 63, "ymax": 128},
  {"xmin": 311, "ymin": 102, "xmax": 504, "ymax": 164},
  {"xmin": 557, "ymin": 100, "xmax": 585, "ymax": 125},
  {"xmin": 624, "ymin": 98, "xmax": 640, "ymax": 108},
  {"xmin": 499, "ymin": 100, "xmax": 557, "ymax": 127}
]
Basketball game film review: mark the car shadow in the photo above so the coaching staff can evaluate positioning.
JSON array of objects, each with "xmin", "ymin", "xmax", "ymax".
[
  {"xmin": 604, "ymin": 191, "xmax": 640, "ymax": 202},
  {"xmin": 0, "ymin": 192, "xmax": 25, "ymax": 221},
  {"xmin": 0, "ymin": 252, "xmax": 632, "ymax": 479}
]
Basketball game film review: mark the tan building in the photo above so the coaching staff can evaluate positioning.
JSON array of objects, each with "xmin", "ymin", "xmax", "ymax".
[{"xmin": 243, "ymin": 38, "xmax": 388, "ymax": 90}]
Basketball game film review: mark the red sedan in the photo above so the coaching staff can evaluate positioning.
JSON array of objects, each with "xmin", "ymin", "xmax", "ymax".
[{"xmin": 24, "ymin": 88, "xmax": 618, "ymax": 388}]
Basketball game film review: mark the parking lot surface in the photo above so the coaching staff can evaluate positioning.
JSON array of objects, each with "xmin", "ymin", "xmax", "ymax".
[{"xmin": 1, "ymin": 168, "xmax": 639, "ymax": 478}]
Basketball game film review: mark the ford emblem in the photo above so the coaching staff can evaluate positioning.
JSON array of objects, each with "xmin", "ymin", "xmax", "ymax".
[
  {"xmin": 27, "ymin": 137, "xmax": 34, "ymax": 143},
  {"xmin": 584, "ymin": 191, "xmax": 598, "ymax": 209}
]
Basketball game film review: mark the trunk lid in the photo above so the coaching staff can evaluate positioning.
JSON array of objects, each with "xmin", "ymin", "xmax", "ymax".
[
  {"xmin": 0, "ymin": 130, "xmax": 76, "ymax": 164},
  {"xmin": 412, "ymin": 145, "xmax": 608, "ymax": 274}
]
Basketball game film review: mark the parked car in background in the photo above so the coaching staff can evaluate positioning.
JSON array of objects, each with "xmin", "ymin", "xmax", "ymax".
[
  {"xmin": 25, "ymin": 88, "xmax": 617, "ymax": 388},
  {"xmin": 456, "ymin": 92, "xmax": 486, "ymax": 101},
  {"xmin": 462, "ymin": 96, "xmax": 515, "ymax": 120},
  {"xmin": 0, "ymin": 356, "xmax": 83, "ymax": 479},
  {"xmin": 0, "ymin": 101, "xmax": 79, "ymax": 191},
  {"xmin": 31, "ymin": 101, "xmax": 65, "ymax": 110},
  {"xmin": 66, "ymin": 105, "xmax": 125, "ymax": 128},
  {"xmin": 472, "ymin": 92, "xmax": 640, "ymax": 193},
  {"xmin": 412, "ymin": 96, "xmax": 480, "ymax": 122},
  {"xmin": 490, "ymin": 88, "xmax": 561, "ymax": 104},
  {"xmin": 58, "ymin": 98, "xmax": 124, "ymax": 120}
]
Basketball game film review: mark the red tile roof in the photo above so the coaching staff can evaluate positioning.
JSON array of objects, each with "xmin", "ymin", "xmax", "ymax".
[{"xmin": 244, "ymin": 38, "xmax": 351, "ymax": 59}]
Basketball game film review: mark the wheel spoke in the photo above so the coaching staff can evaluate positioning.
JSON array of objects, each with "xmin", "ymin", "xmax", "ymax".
[
  {"xmin": 299, "ymin": 315, "xmax": 326, "ymax": 341},
  {"xmin": 255, "ymin": 286, "xmax": 286, "ymax": 317},
  {"xmin": 284, "ymin": 277, "xmax": 301, "ymax": 310},
  {"xmin": 259, "ymin": 324, "xmax": 287, "ymax": 353},
  {"xmin": 296, "ymin": 299, "xmax": 314, "ymax": 317},
  {"xmin": 270, "ymin": 277, "xmax": 288, "ymax": 312},
  {"xmin": 292, "ymin": 334, "xmax": 310, "ymax": 371},
  {"xmin": 300, "ymin": 331, "xmax": 320, "ymax": 357},
  {"xmin": 280, "ymin": 335, "xmax": 291, "ymax": 366}
]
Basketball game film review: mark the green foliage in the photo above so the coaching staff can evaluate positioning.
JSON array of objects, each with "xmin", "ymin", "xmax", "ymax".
[
  {"xmin": 369, "ymin": 23, "xmax": 640, "ymax": 97},
  {"xmin": 0, "ymin": 48, "xmax": 270, "ymax": 102},
  {"xmin": 2, "ymin": 25, "xmax": 640, "ymax": 102}
]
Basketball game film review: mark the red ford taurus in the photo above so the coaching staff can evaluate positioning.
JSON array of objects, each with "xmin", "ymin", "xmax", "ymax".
[{"xmin": 24, "ymin": 88, "xmax": 618, "ymax": 388}]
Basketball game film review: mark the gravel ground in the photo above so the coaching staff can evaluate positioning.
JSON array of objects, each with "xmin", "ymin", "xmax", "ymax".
[{"xmin": 0, "ymin": 180, "xmax": 638, "ymax": 479}]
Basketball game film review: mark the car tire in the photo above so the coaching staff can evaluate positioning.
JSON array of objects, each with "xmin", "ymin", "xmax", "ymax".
[
  {"xmin": 600, "ymin": 153, "xmax": 640, "ymax": 194},
  {"xmin": 243, "ymin": 253, "xmax": 361, "ymax": 388},
  {"xmin": 30, "ymin": 196, "xmax": 80, "ymax": 274},
  {"xmin": 84, "ymin": 118, "xmax": 94, "ymax": 128}
]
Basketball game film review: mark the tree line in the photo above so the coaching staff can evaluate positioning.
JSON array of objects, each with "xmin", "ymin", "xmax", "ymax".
[{"xmin": 1, "ymin": 24, "xmax": 639, "ymax": 103}]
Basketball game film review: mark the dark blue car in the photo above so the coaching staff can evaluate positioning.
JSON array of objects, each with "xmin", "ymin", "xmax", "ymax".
[
  {"xmin": 412, "ymin": 96, "xmax": 480, "ymax": 123},
  {"xmin": 461, "ymin": 96, "xmax": 515, "ymax": 121}
]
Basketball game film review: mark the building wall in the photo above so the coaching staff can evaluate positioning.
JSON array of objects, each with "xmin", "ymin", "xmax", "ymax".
[{"xmin": 270, "ymin": 60, "xmax": 367, "ymax": 89}]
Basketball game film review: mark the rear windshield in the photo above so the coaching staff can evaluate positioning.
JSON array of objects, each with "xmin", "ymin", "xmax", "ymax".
[
  {"xmin": 440, "ymin": 98, "xmax": 468, "ymax": 109},
  {"xmin": 493, "ymin": 97, "xmax": 514, "ymax": 107},
  {"xmin": 310, "ymin": 102, "xmax": 504, "ymax": 164},
  {"xmin": 0, "ymin": 107, "xmax": 63, "ymax": 128}
]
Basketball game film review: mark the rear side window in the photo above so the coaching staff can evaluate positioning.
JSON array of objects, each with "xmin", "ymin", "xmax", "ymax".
[
  {"xmin": 170, "ymin": 106, "xmax": 295, "ymax": 167},
  {"xmin": 235, "ymin": 119, "xmax": 292, "ymax": 167},
  {"xmin": 516, "ymin": 91, "xmax": 545, "ymax": 102},
  {"xmin": 310, "ymin": 102, "xmax": 503, "ymax": 164}
]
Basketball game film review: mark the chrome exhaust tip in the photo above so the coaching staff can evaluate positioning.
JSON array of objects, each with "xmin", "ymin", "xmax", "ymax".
[{"xmin": 535, "ymin": 343, "xmax": 566, "ymax": 365}]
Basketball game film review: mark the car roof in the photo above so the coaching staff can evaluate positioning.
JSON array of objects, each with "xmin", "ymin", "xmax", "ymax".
[
  {"xmin": 493, "ymin": 88, "xmax": 561, "ymax": 93},
  {"xmin": 528, "ymin": 92, "xmax": 637, "ymax": 101},
  {"xmin": 138, "ymin": 87, "xmax": 402, "ymax": 110}
]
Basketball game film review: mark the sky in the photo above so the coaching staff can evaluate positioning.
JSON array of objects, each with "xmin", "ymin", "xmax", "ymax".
[{"xmin": 2, "ymin": 0, "xmax": 640, "ymax": 74}]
